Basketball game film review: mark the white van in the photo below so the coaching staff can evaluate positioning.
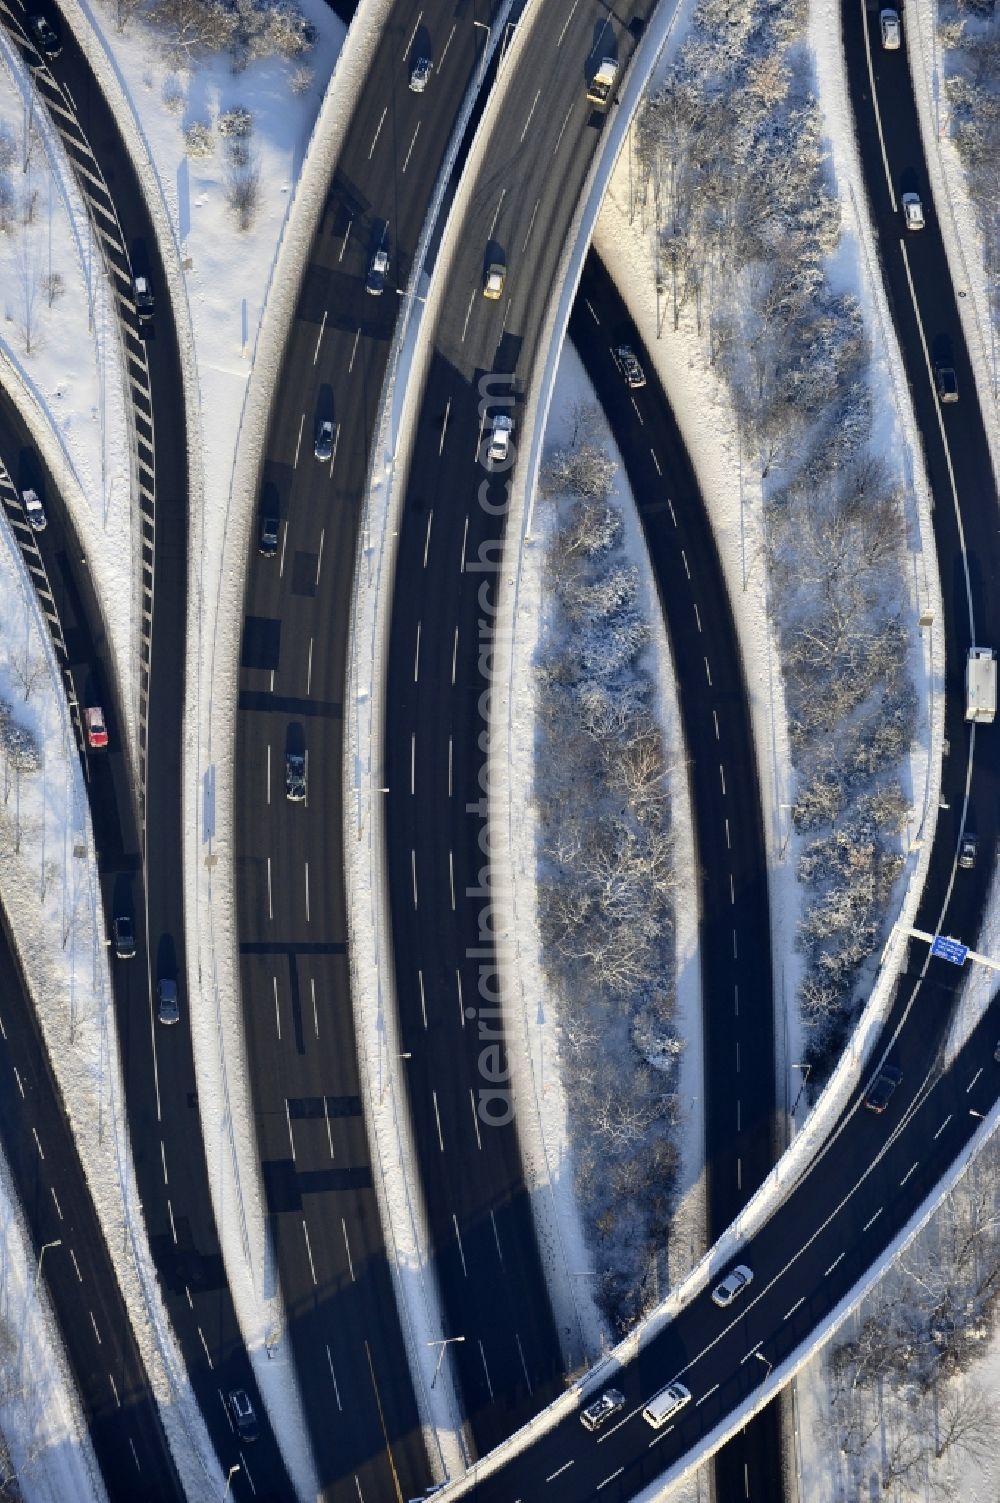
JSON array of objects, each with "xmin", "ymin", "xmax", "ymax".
[{"xmin": 642, "ymin": 1381, "xmax": 691, "ymax": 1428}]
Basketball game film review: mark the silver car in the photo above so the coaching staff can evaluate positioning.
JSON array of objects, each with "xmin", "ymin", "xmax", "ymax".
[
  {"xmin": 711, "ymin": 1264, "xmax": 753, "ymax": 1308},
  {"xmin": 580, "ymin": 1387, "xmax": 625, "ymax": 1432}
]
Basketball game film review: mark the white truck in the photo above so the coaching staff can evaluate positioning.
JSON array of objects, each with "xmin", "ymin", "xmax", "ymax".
[
  {"xmin": 587, "ymin": 58, "xmax": 617, "ymax": 108},
  {"xmin": 965, "ymin": 646, "xmax": 996, "ymax": 724}
]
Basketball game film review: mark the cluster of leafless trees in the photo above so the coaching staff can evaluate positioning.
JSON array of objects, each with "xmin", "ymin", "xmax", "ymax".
[
  {"xmin": 823, "ymin": 1138, "xmax": 1000, "ymax": 1496},
  {"xmin": 535, "ymin": 406, "xmax": 681, "ymax": 1331},
  {"xmin": 640, "ymin": 0, "xmax": 915, "ymax": 1080},
  {"xmin": 941, "ymin": 1, "xmax": 1000, "ymax": 337},
  {"xmin": 118, "ymin": 0, "xmax": 317, "ymax": 71},
  {"xmin": 0, "ymin": 701, "xmax": 40, "ymax": 775}
]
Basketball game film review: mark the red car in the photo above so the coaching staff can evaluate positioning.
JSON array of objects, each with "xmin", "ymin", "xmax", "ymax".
[{"xmin": 85, "ymin": 706, "xmax": 108, "ymax": 749}]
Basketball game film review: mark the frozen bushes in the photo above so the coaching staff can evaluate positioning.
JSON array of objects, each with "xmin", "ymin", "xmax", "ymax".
[
  {"xmin": 0, "ymin": 702, "xmax": 40, "ymax": 773},
  {"xmin": 535, "ymin": 415, "xmax": 681, "ymax": 1333},
  {"xmin": 147, "ymin": 0, "xmax": 317, "ymax": 68},
  {"xmin": 640, "ymin": 0, "xmax": 917, "ymax": 1083}
]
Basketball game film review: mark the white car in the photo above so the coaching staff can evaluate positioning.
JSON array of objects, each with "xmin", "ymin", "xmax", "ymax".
[
  {"xmin": 22, "ymin": 488, "xmax": 46, "ymax": 531},
  {"xmin": 902, "ymin": 192, "xmax": 924, "ymax": 230},
  {"xmin": 366, "ymin": 247, "xmax": 389, "ymax": 295},
  {"xmin": 711, "ymin": 1264, "xmax": 753, "ymax": 1308},
  {"xmin": 880, "ymin": 8, "xmax": 900, "ymax": 48},
  {"xmin": 580, "ymin": 1388, "xmax": 625, "ymax": 1432},
  {"xmin": 487, "ymin": 414, "xmax": 513, "ymax": 466},
  {"xmin": 409, "ymin": 57, "xmax": 431, "ymax": 92}
]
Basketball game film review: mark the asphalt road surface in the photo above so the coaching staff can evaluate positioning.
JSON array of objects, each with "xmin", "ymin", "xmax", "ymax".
[
  {"xmin": 230, "ymin": 0, "xmax": 513, "ymax": 1496},
  {"xmin": 569, "ymin": 253, "xmax": 782, "ymax": 1503},
  {"xmin": 0, "ymin": 404, "xmax": 183, "ymax": 1501},
  {"xmin": 382, "ymin": 0, "xmax": 664, "ymax": 1456},
  {"xmin": 0, "ymin": 10, "xmax": 297, "ymax": 1496}
]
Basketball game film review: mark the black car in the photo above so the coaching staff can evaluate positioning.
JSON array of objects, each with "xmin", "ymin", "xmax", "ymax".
[
  {"xmin": 133, "ymin": 274, "xmax": 155, "ymax": 322},
  {"xmin": 934, "ymin": 365, "xmax": 958, "ymax": 404},
  {"xmin": 864, "ymin": 1064, "xmax": 902, "ymax": 1113},
  {"xmin": 258, "ymin": 515, "xmax": 279, "ymax": 557},
  {"xmin": 112, "ymin": 915, "xmax": 135, "ymax": 960},
  {"xmin": 228, "ymin": 1389, "xmax": 258, "ymax": 1443},
  {"xmin": 27, "ymin": 14, "xmax": 61, "ymax": 60},
  {"xmin": 314, "ymin": 418, "xmax": 334, "ymax": 462}
]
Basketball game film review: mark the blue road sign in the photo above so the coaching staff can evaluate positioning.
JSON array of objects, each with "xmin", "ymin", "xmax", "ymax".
[{"xmin": 931, "ymin": 935, "xmax": 969, "ymax": 966}]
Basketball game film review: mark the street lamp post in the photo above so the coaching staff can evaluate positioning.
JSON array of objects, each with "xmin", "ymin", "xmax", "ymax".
[
  {"xmin": 35, "ymin": 1239, "xmax": 61, "ymax": 1296},
  {"xmin": 224, "ymin": 1464, "xmax": 241, "ymax": 1497},
  {"xmin": 754, "ymin": 1349, "xmax": 772, "ymax": 1380},
  {"xmin": 428, "ymin": 1336, "xmax": 465, "ymax": 1388}
]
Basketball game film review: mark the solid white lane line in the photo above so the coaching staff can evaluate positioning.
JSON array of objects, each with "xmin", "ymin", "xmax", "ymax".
[
  {"xmin": 705, "ymin": 657, "xmax": 714, "ymax": 687},
  {"xmin": 490, "ymin": 1208, "xmax": 503, "ymax": 1262},
  {"xmin": 197, "ymin": 1326, "xmax": 212, "ymax": 1365},
  {"xmin": 411, "ymin": 850, "xmax": 418, "ymax": 908},
  {"xmin": 285, "ymin": 1099, "xmax": 296, "ymax": 1160},
  {"xmin": 713, "ymin": 709, "xmax": 720, "ymax": 739},
  {"xmin": 342, "ymin": 1219, "xmax": 356, "ymax": 1281},
  {"xmin": 516, "ymin": 1332, "xmax": 532, "ymax": 1393},
  {"xmin": 403, "ymin": 122, "xmax": 420, "ymax": 173},
  {"xmin": 584, "ymin": 298, "xmax": 599, "ymax": 323},
  {"xmin": 736, "ymin": 1099, "xmax": 741, "ymax": 1132},
  {"xmin": 725, "ymin": 818, "xmax": 731, "ymax": 849},
  {"xmin": 339, "ymin": 217, "xmax": 352, "ymax": 261},
  {"xmin": 109, "ymin": 1374, "xmax": 120, "ymax": 1407},
  {"xmin": 267, "ymin": 856, "xmax": 273, "ymax": 920},
  {"xmin": 167, "ymin": 1200, "xmax": 177, "ymax": 1243},
  {"xmin": 453, "ymin": 1214, "xmax": 468, "ymax": 1276},
  {"xmin": 411, "ymin": 733, "xmax": 416, "ymax": 795},
  {"xmin": 460, "ymin": 514, "xmax": 469, "ymax": 572},
  {"xmin": 741, "ymin": 1341, "xmax": 762, "ymax": 1364},
  {"xmin": 266, "ymin": 743, "xmax": 271, "ymax": 804},
  {"xmin": 461, "ymin": 289, "xmax": 476, "ymax": 343},
  {"xmin": 279, "ymin": 521, "xmax": 288, "ymax": 577},
  {"xmin": 651, "ymin": 449, "xmax": 662, "ymax": 475},
  {"xmin": 933, "ymin": 1114, "xmax": 952, "ymax": 1140},
  {"xmin": 326, "ymin": 1346, "xmax": 343, "ymax": 1411},
  {"xmin": 313, "ymin": 309, "xmax": 327, "ymax": 364},
  {"xmin": 418, "ymin": 969, "xmax": 428, "ymax": 1028},
  {"xmin": 304, "ymin": 861, "xmax": 310, "ymax": 923},
  {"xmin": 719, "ymin": 763, "xmax": 726, "ymax": 795},
  {"xmin": 273, "ymin": 976, "xmax": 281, "ymax": 1040},
  {"xmin": 667, "ymin": 496, "xmax": 677, "ymax": 525},
  {"xmin": 547, "ymin": 1461, "xmax": 574, "ymax": 1482},
  {"xmin": 735, "ymin": 1041, "xmax": 740, "ymax": 1073},
  {"xmin": 734, "ymin": 984, "xmax": 739, "ymax": 1015},
  {"xmin": 729, "ymin": 873, "xmax": 735, "ymax": 905},
  {"xmin": 448, "ymin": 735, "xmax": 453, "ymax": 797},
  {"xmin": 456, "ymin": 969, "xmax": 464, "ymax": 1025},
  {"xmin": 696, "ymin": 1384, "xmax": 719, "ymax": 1405},
  {"xmin": 631, "ymin": 394, "xmax": 644, "ymax": 425},
  {"xmin": 554, "ymin": 103, "xmax": 574, "ymax": 153},
  {"xmin": 449, "ymin": 850, "xmax": 456, "ymax": 910},
  {"xmin": 328, "ymin": 422, "xmax": 341, "ymax": 478},
  {"xmin": 324, "ymin": 1094, "xmax": 335, "ymax": 1158},
  {"xmin": 12, "ymin": 1067, "xmax": 23, "ymax": 1098},
  {"xmin": 70, "ymin": 1249, "xmax": 82, "ymax": 1282},
  {"xmin": 863, "ymin": 1208, "xmax": 882, "ymax": 1231},
  {"xmin": 967, "ymin": 1067, "xmax": 984, "ymax": 1091},
  {"xmin": 784, "ymin": 1297, "xmax": 805, "ymax": 1321},
  {"xmin": 900, "ymin": 1161, "xmax": 919, "ymax": 1186},
  {"xmin": 413, "ymin": 621, "xmax": 422, "ymax": 682},
  {"xmin": 438, "ymin": 22, "xmax": 456, "ymax": 68},
  {"xmin": 402, "ymin": 12, "xmax": 422, "ymax": 60},
  {"xmin": 293, "ymin": 413, "xmax": 305, "ymax": 467},
  {"xmin": 479, "ymin": 1340, "xmax": 494, "ymax": 1399},
  {"xmin": 311, "ymin": 978, "xmax": 319, "ymax": 1040},
  {"xmin": 489, "ymin": 188, "xmax": 507, "ymax": 239},
  {"xmin": 694, "ymin": 602, "xmax": 702, "ymax": 632},
  {"xmin": 556, "ymin": 0, "xmax": 581, "ymax": 44},
  {"xmin": 470, "ymin": 1090, "xmax": 483, "ymax": 1150},
  {"xmin": 432, "ymin": 1090, "xmax": 445, "ymax": 1151},
  {"xmin": 733, "ymin": 930, "xmax": 739, "ymax": 959},
  {"xmin": 597, "ymin": 1469, "xmax": 624, "ymax": 1491},
  {"xmin": 315, "ymin": 528, "xmax": 325, "ymax": 587},
  {"xmin": 51, "ymin": 1187, "xmax": 63, "ymax": 1220},
  {"xmin": 161, "ymin": 1140, "xmax": 169, "ymax": 1184},
  {"xmin": 423, "ymin": 510, "xmax": 434, "ymax": 567},
  {"xmin": 348, "ymin": 327, "xmax": 361, "ymax": 373},
  {"xmin": 452, "ymin": 625, "xmax": 459, "ymax": 685},
  {"xmin": 521, "ymin": 198, "xmax": 540, "ymax": 252},
  {"xmin": 368, "ymin": 106, "xmax": 387, "ymax": 158},
  {"xmin": 681, "ymin": 549, "xmax": 690, "ymax": 578},
  {"xmin": 825, "ymin": 1252, "xmax": 845, "ymax": 1277},
  {"xmin": 303, "ymin": 1220, "xmax": 319, "ymax": 1284},
  {"xmin": 440, "ymin": 398, "xmax": 451, "ymax": 454},
  {"xmin": 520, "ymin": 89, "xmax": 540, "ymax": 144},
  {"xmin": 307, "ymin": 638, "xmax": 314, "ymax": 696}
]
